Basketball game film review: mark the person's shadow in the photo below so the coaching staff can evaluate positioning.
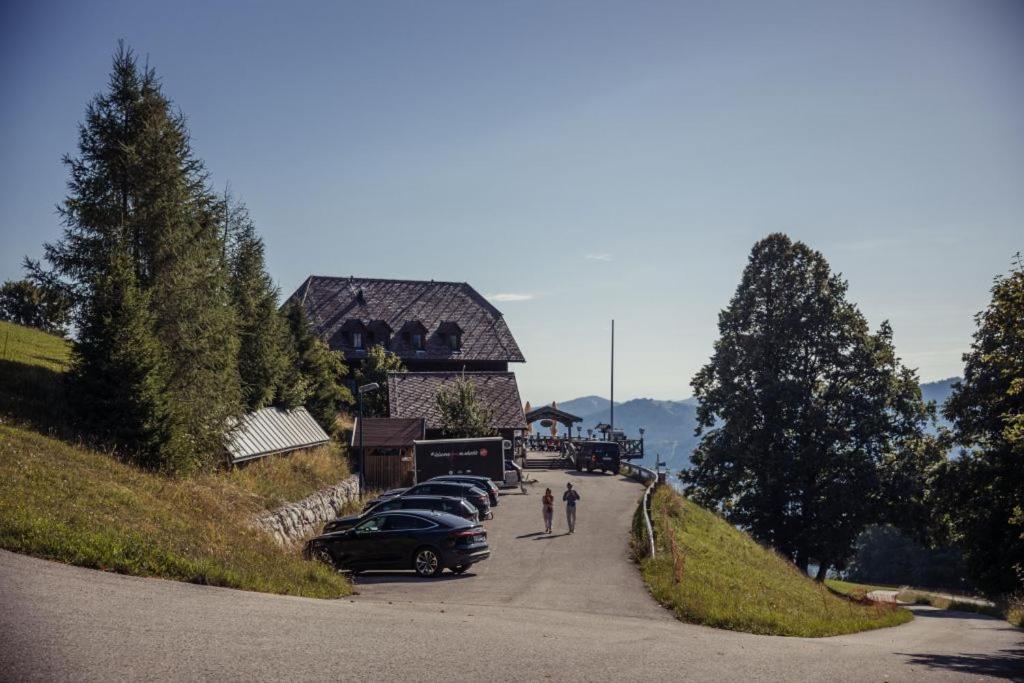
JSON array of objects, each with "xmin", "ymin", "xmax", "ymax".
[{"xmin": 515, "ymin": 531, "xmax": 570, "ymax": 539}]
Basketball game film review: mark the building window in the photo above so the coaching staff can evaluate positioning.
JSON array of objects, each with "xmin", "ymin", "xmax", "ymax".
[
  {"xmin": 411, "ymin": 333, "xmax": 423, "ymax": 350},
  {"xmin": 352, "ymin": 331, "xmax": 363, "ymax": 349},
  {"xmin": 448, "ymin": 333, "xmax": 460, "ymax": 351}
]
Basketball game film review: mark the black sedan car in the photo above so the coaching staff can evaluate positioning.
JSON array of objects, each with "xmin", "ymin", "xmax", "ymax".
[
  {"xmin": 304, "ymin": 510, "xmax": 490, "ymax": 577},
  {"xmin": 364, "ymin": 482, "xmax": 492, "ymax": 519},
  {"xmin": 323, "ymin": 495, "xmax": 479, "ymax": 534},
  {"xmin": 428, "ymin": 475, "xmax": 500, "ymax": 506}
]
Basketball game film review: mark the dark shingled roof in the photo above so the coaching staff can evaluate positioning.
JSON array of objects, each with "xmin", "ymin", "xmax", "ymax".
[
  {"xmin": 387, "ymin": 372, "xmax": 526, "ymax": 430},
  {"xmin": 350, "ymin": 417, "xmax": 425, "ymax": 448},
  {"xmin": 285, "ymin": 276, "xmax": 525, "ymax": 363}
]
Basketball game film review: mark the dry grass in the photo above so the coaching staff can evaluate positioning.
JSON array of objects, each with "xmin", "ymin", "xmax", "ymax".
[
  {"xmin": 0, "ymin": 423, "xmax": 352, "ymax": 597},
  {"xmin": 216, "ymin": 444, "xmax": 351, "ymax": 509},
  {"xmin": 637, "ymin": 486, "xmax": 913, "ymax": 637},
  {"xmin": 0, "ymin": 321, "xmax": 352, "ymax": 597}
]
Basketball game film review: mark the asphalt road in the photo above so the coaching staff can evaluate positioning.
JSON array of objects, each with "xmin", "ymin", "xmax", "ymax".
[{"xmin": 1, "ymin": 464, "xmax": 1021, "ymax": 681}]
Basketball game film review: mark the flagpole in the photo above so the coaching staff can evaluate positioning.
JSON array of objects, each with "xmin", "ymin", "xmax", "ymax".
[{"xmin": 610, "ymin": 319, "xmax": 614, "ymax": 438}]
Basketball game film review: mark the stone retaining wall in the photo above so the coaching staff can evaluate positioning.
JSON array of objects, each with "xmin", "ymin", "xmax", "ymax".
[{"xmin": 254, "ymin": 475, "xmax": 360, "ymax": 546}]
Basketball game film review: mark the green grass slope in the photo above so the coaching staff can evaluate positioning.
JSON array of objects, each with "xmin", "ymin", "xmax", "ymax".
[
  {"xmin": 638, "ymin": 486, "xmax": 912, "ymax": 636},
  {"xmin": 0, "ymin": 321, "xmax": 351, "ymax": 598}
]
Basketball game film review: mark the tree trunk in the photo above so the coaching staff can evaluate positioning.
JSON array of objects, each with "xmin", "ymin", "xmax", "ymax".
[{"xmin": 814, "ymin": 561, "xmax": 828, "ymax": 582}]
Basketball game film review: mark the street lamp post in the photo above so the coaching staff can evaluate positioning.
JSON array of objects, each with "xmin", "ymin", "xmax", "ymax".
[{"xmin": 357, "ymin": 382, "xmax": 380, "ymax": 497}]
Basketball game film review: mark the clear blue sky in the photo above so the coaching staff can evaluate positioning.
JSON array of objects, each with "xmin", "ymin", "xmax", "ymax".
[{"xmin": 2, "ymin": 1, "xmax": 1022, "ymax": 403}]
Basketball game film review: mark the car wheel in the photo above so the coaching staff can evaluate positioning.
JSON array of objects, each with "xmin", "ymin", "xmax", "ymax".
[
  {"xmin": 413, "ymin": 547, "xmax": 442, "ymax": 577},
  {"xmin": 311, "ymin": 544, "xmax": 335, "ymax": 568},
  {"xmin": 451, "ymin": 565, "xmax": 469, "ymax": 574}
]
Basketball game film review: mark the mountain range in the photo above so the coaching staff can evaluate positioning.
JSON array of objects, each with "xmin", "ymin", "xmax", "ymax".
[{"xmin": 535, "ymin": 378, "xmax": 960, "ymax": 474}]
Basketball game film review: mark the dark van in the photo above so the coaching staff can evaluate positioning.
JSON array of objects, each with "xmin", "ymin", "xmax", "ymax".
[{"xmin": 573, "ymin": 440, "xmax": 621, "ymax": 474}]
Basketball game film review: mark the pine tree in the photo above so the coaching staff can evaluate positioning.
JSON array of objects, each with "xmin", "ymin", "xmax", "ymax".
[
  {"xmin": 936, "ymin": 260, "xmax": 1024, "ymax": 596},
  {"xmin": 70, "ymin": 247, "xmax": 169, "ymax": 463},
  {"xmin": 282, "ymin": 301, "xmax": 353, "ymax": 432},
  {"xmin": 38, "ymin": 43, "xmax": 242, "ymax": 472},
  {"xmin": 225, "ymin": 195, "xmax": 293, "ymax": 410},
  {"xmin": 682, "ymin": 233, "xmax": 932, "ymax": 578}
]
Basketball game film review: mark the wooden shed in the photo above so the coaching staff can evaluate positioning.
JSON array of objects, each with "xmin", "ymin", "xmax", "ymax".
[{"xmin": 351, "ymin": 417, "xmax": 426, "ymax": 490}]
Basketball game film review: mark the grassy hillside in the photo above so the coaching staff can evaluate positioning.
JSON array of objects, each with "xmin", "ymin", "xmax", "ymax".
[
  {"xmin": 638, "ymin": 487, "xmax": 913, "ymax": 636},
  {"xmin": 0, "ymin": 321, "xmax": 351, "ymax": 597},
  {"xmin": 0, "ymin": 320, "xmax": 72, "ymax": 432}
]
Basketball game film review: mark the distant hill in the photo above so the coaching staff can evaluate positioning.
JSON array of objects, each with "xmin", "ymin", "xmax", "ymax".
[
  {"xmin": 553, "ymin": 395, "xmax": 617, "ymax": 418},
  {"xmin": 537, "ymin": 377, "xmax": 959, "ymax": 475},
  {"xmin": 529, "ymin": 395, "xmax": 699, "ymax": 473},
  {"xmin": 921, "ymin": 377, "xmax": 958, "ymax": 432}
]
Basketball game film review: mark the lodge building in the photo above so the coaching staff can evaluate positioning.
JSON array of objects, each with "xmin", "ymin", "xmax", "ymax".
[{"xmin": 285, "ymin": 276, "xmax": 528, "ymax": 488}]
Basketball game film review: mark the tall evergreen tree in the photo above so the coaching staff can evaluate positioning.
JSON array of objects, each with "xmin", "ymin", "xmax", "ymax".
[
  {"xmin": 37, "ymin": 43, "xmax": 241, "ymax": 472},
  {"xmin": 935, "ymin": 259, "xmax": 1024, "ymax": 596},
  {"xmin": 282, "ymin": 301, "xmax": 353, "ymax": 432},
  {"xmin": 70, "ymin": 247, "xmax": 169, "ymax": 463},
  {"xmin": 225, "ymin": 195, "xmax": 293, "ymax": 410},
  {"xmin": 682, "ymin": 233, "xmax": 932, "ymax": 578}
]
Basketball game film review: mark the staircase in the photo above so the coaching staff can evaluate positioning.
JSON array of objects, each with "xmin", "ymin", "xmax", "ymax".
[{"xmin": 524, "ymin": 451, "xmax": 570, "ymax": 470}]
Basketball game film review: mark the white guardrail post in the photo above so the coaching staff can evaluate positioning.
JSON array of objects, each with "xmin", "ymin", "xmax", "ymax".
[{"xmin": 622, "ymin": 461, "xmax": 657, "ymax": 559}]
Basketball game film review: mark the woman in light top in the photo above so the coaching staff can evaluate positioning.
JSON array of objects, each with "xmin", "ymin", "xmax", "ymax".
[{"xmin": 542, "ymin": 488, "xmax": 554, "ymax": 534}]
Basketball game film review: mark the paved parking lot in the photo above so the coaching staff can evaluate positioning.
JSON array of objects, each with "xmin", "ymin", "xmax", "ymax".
[
  {"xmin": 355, "ymin": 467, "xmax": 666, "ymax": 620},
  {"xmin": 2, "ymin": 461, "xmax": 1021, "ymax": 681}
]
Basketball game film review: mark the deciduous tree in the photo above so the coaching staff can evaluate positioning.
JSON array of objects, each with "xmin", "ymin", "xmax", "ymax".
[
  {"xmin": 682, "ymin": 233, "xmax": 932, "ymax": 578},
  {"xmin": 0, "ymin": 278, "xmax": 71, "ymax": 335},
  {"xmin": 351, "ymin": 344, "xmax": 405, "ymax": 417},
  {"xmin": 436, "ymin": 374, "xmax": 495, "ymax": 439},
  {"xmin": 935, "ymin": 259, "xmax": 1024, "ymax": 597}
]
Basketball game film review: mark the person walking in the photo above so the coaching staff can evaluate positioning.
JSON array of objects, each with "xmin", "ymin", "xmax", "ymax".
[
  {"xmin": 542, "ymin": 488, "xmax": 554, "ymax": 533},
  {"xmin": 562, "ymin": 482, "xmax": 580, "ymax": 534}
]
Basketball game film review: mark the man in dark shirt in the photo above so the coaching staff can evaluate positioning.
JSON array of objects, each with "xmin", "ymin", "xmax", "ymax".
[{"xmin": 563, "ymin": 482, "xmax": 580, "ymax": 533}]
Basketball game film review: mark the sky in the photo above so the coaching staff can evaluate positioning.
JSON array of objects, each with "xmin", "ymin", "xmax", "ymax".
[{"xmin": 2, "ymin": 1, "xmax": 1022, "ymax": 404}]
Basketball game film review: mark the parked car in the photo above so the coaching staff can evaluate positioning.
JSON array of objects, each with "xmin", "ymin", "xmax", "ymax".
[
  {"xmin": 323, "ymin": 496, "xmax": 479, "ymax": 534},
  {"xmin": 304, "ymin": 510, "xmax": 490, "ymax": 577},
  {"xmin": 428, "ymin": 474, "xmax": 500, "ymax": 506},
  {"xmin": 364, "ymin": 482, "xmax": 492, "ymax": 519}
]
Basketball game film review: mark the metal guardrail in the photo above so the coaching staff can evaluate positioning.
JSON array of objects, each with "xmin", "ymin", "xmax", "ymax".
[{"xmin": 621, "ymin": 461, "xmax": 657, "ymax": 559}]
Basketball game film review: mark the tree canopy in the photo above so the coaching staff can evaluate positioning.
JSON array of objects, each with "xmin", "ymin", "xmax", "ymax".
[
  {"xmin": 681, "ymin": 233, "xmax": 935, "ymax": 578},
  {"xmin": 0, "ymin": 278, "xmax": 71, "ymax": 335},
  {"xmin": 934, "ymin": 259, "xmax": 1024, "ymax": 596},
  {"xmin": 282, "ymin": 301, "xmax": 353, "ymax": 433},
  {"xmin": 351, "ymin": 344, "xmax": 405, "ymax": 417},
  {"xmin": 26, "ymin": 43, "xmax": 341, "ymax": 471},
  {"xmin": 436, "ymin": 375, "xmax": 496, "ymax": 439}
]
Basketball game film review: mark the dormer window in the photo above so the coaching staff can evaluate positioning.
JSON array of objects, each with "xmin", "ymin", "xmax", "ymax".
[
  {"xmin": 368, "ymin": 320, "xmax": 393, "ymax": 350},
  {"xmin": 437, "ymin": 321, "xmax": 463, "ymax": 353},
  {"xmin": 340, "ymin": 319, "xmax": 369, "ymax": 351},
  {"xmin": 401, "ymin": 321, "xmax": 428, "ymax": 352}
]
